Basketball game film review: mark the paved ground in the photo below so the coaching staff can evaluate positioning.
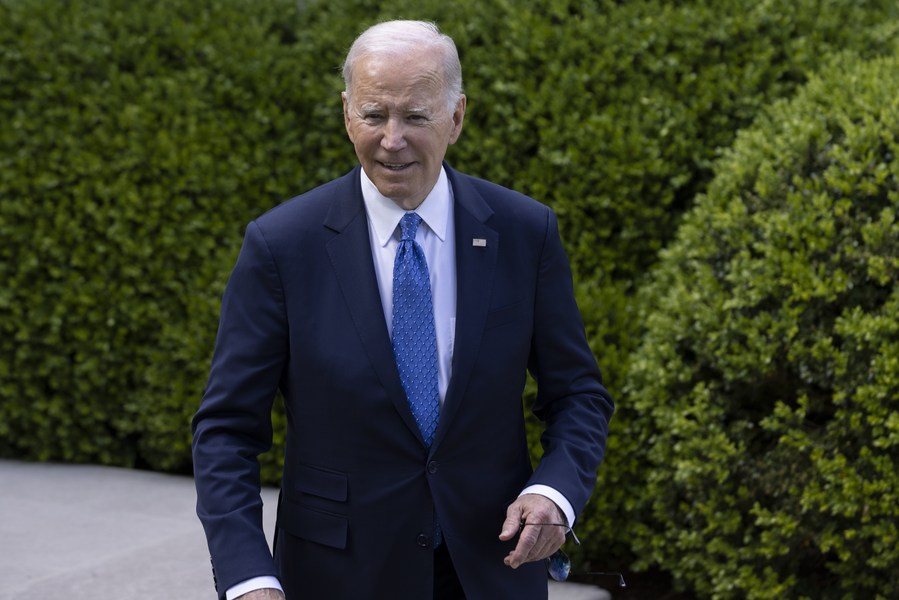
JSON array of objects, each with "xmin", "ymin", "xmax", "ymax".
[{"xmin": 0, "ymin": 459, "xmax": 609, "ymax": 599}]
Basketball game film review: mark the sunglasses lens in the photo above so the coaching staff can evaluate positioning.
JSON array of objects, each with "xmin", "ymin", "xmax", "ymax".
[{"xmin": 545, "ymin": 550, "xmax": 571, "ymax": 582}]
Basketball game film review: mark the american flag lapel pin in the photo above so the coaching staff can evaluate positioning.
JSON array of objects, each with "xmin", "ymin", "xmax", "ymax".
[{"xmin": 472, "ymin": 238, "xmax": 487, "ymax": 247}]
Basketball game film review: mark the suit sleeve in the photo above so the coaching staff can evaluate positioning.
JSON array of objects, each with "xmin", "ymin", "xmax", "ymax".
[
  {"xmin": 526, "ymin": 208, "xmax": 614, "ymax": 517},
  {"xmin": 191, "ymin": 221, "xmax": 287, "ymax": 597}
]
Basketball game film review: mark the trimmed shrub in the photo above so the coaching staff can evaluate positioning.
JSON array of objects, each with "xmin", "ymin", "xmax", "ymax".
[
  {"xmin": 0, "ymin": 0, "xmax": 320, "ymax": 469},
  {"xmin": 623, "ymin": 53, "xmax": 899, "ymax": 598}
]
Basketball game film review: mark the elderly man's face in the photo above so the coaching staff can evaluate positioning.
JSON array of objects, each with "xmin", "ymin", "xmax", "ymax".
[{"xmin": 343, "ymin": 49, "xmax": 465, "ymax": 210}]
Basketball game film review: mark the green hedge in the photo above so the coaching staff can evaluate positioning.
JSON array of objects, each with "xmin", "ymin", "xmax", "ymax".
[
  {"xmin": 0, "ymin": 0, "xmax": 317, "ymax": 468},
  {"xmin": 623, "ymin": 52, "xmax": 899, "ymax": 598}
]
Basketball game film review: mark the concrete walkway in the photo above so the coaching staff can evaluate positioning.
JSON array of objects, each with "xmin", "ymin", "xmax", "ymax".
[{"xmin": 0, "ymin": 459, "xmax": 609, "ymax": 599}]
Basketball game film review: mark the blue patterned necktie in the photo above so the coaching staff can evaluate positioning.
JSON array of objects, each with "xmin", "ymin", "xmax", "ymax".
[{"xmin": 392, "ymin": 212, "xmax": 440, "ymax": 447}]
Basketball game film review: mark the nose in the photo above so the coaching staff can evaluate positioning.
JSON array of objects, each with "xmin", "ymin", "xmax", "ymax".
[{"xmin": 380, "ymin": 117, "xmax": 407, "ymax": 151}]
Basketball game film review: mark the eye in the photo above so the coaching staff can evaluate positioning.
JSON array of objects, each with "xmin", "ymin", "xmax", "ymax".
[{"xmin": 362, "ymin": 112, "xmax": 384, "ymax": 122}]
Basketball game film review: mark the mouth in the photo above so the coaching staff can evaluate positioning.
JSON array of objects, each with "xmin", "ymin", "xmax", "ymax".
[{"xmin": 379, "ymin": 161, "xmax": 413, "ymax": 171}]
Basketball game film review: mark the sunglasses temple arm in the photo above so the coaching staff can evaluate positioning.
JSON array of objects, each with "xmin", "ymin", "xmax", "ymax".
[
  {"xmin": 568, "ymin": 527, "xmax": 581, "ymax": 545},
  {"xmin": 583, "ymin": 572, "xmax": 627, "ymax": 588}
]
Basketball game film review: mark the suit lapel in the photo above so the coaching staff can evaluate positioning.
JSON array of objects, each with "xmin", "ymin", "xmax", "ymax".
[
  {"xmin": 324, "ymin": 165, "xmax": 501, "ymax": 450},
  {"xmin": 434, "ymin": 167, "xmax": 498, "ymax": 448},
  {"xmin": 324, "ymin": 168, "xmax": 425, "ymax": 444}
]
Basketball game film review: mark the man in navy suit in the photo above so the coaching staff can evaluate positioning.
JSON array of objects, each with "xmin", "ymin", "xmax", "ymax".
[{"xmin": 192, "ymin": 20, "xmax": 614, "ymax": 600}]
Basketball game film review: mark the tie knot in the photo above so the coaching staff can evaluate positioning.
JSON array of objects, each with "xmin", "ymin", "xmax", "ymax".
[{"xmin": 399, "ymin": 212, "xmax": 423, "ymax": 242}]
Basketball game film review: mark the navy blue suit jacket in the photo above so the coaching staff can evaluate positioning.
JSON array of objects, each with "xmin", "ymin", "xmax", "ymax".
[{"xmin": 192, "ymin": 164, "xmax": 614, "ymax": 599}]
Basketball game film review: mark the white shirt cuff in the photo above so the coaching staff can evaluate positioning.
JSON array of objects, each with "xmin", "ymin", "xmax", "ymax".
[
  {"xmin": 519, "ymin": 484, "xmax": 576, "ymax": 528},
  {"xmin": 226, "ymin": 576, "xmax": 284, "ymax": 600}
]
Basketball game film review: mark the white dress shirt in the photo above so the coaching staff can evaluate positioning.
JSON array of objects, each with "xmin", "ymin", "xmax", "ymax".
[{"xmin": 226, "ymin": 167, "xmax": 572, "ymax": 599}]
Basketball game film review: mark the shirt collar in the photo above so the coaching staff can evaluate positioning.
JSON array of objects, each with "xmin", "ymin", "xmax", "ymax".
[{"xmin": 361, "ymin": 166, "xmax": 450, "ymax": 247}]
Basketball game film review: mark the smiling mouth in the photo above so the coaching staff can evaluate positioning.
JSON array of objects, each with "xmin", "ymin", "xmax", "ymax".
[{"xmin": 380, "ymin": 161, "xmax": 413, "ymax": 171}]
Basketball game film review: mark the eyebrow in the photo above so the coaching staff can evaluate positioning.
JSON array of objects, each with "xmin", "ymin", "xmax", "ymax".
[
  {"xmin": 356, "ymin": 103, "xmax": 433, "ymax": 116},
  {"xmin": 357, "ymin": 103, "xmax": 383, "ymax": 113}
]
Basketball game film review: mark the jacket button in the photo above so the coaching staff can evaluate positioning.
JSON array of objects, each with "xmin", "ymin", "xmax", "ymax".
[
  {"xmin": 417, "ymin": 533, "xmax": 430, "ymax": 547},
  {"xmin": 427, "ymin": 461, "xmax": 438, "ymax": 474}
]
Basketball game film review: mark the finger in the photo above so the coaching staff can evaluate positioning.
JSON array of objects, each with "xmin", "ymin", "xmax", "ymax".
[
  {"xmin": 508, "ymin": 522, "xmax": 568, "ymax": 567},
  {"xmin": 499, "ymin": 501, "xmax": 524, "ymax": 541},
  {"xmin": 504, "ymin": 521, "xmax": 540, "ymax": 568},
  {"xmin": 527, "ymin": 523, "xmax": 566, "ymax": 561}
]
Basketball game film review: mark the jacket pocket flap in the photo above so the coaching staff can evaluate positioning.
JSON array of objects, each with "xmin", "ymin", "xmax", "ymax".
[{"xmin": 278, "ymin": 497, "xmax": 348, "ymax": 550}]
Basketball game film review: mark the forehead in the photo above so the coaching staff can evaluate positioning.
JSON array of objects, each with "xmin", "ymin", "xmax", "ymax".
[{"xmin": 349, "ymin": 52, "xmax": 446, "ymax": 107}]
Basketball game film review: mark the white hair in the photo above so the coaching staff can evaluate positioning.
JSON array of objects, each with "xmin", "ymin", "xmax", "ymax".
[{"xmin": 342, "ymin": 20, "xmax": 464, "ymax": 113}]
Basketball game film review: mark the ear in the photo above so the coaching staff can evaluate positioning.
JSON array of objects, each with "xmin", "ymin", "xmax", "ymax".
[
  {"xmin": 448, "ymin": 95, "xmax": 466, "ymax": 145},
  {"xmin": 342, "ymin": 92, "xmax": 353, "ymax": 141}
]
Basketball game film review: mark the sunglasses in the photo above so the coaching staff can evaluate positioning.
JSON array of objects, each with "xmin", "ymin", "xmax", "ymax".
[{"xmin": 523, "ymin": 523, "xmax": 627, "ymax": 588}]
